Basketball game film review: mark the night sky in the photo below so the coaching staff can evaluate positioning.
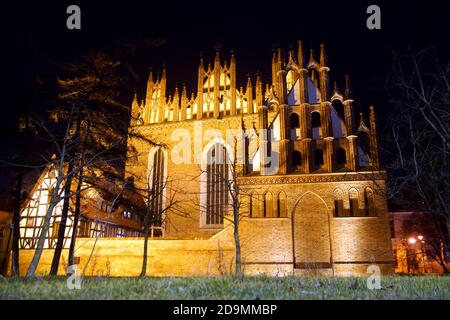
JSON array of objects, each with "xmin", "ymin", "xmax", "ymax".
[{"xmin": 0, "ymin": 0, "xmax": 449, "ymax": 195}]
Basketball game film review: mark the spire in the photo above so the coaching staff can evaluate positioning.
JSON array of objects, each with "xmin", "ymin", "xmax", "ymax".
[
  {"xmin": 369, "ymin": 106, "xmax": 376, "ymax": 127},
  {"xmin": 369, "ymin": 105, "xmax": 380, "ymax": 168},
  {"xmin": 265, "ymin": 83, "xmax": 271, "ymax": 100},
  {"xmin": 198, "ymin": 54, "xmax": 204, "ymax": 72},
  {"xmin": 277, "ymin": 48, "xmax": 285, "ymax": 68},
  {"xmin": 246, "ymin": 75, "xmax": 253, "ymax": 114},
  {"xmin": 246, "ymin": 75, "xmax": 252, "ymax": 91},
  {"xmin": 213, "ymin": 49, "xmax": 220, "ymax": 118},
  {"xmin": 230, "ymin": 49, "xmax": 237, "ymax": 115},
  {"xmin": 132, "ymin": 91, "xmax": 139, "ymax": 110},
  {"xmin": 271, "ymin": 50, "xmax": 277, "ymax": 94},
  {"xmin": 182, "ymin": 84, "xmax": 187, "ymax": 99},
  {"xmin": 172, "ymin": 87, "xmax": 180, "ymax": 122},
  {"xmin": 160, "ymin": 64, "xmax": 167, "ymax": 100},
  {"xmin": 197, "ymin": 54, "xmax": 205, "ymax": 120},
  {"xmin": 147, "ymin": 68, "xmax": 154, "ymax": 85},
  {"xmin": 214, "ymin": 48, "xmax": 220, "ymax": 66},
  {"xmin": 131, "ymin": 91, "xmax": 140, "ymax": 125},
  {"xmin": 320, "ymin": 43, "xmax": 327, "ymax": 67},
  {"xmin": 332, "ymin": 81, "xmax": 342, "ymax": 98},
  {"xmin": 180, "ymin": 84, "xmax": 187, "ymax": 121},
  {"xmin": 318, "ymin": 43, "xmax": 330, "ymax": 101},
  {"xmin": 255, "ymin": 74, "xmax": 263, "ymax": 107},
  {"xmin": 288, "ymin": 50, "xmax": 296, "ymax": 66},
  {"xmin": 297, "ymin": 40, "xmax": 305, "ymax": 68},
  {"xmin": 308, "ymin": 48, "xmax": 318, "ymax": 68},
  {"xmin": 146, "ymin": 68, "xmax": 154, "ymax": 103},
  {"xmin": 358, "ymin": 112, "xmax": 369, "ymax": 132},
  {"xmin": 230, "ymin": 50, "xmax": 236, "ymax": 65}
]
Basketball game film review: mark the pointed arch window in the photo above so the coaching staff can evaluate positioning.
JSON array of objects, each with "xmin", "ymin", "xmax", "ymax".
[
  {"xmin": 206, "ymin": 143, "xmax": 229, "ymax": 225},
  {"xmin": 264, "ymin": 192, "xmax": 274, "ymax": 217},
  {"xmin": 364, "ymin": 188, "xmax": 376, "ymax": 216},
  {"xmin": 349, "ymin": 188, "xmax": 359, "ymax": 217},
  {"xmin": 251, "ymin": 192, "xmax": 260, "ymax": 218},
  {"xmin": 334, "ymin": 189, "xmax": 344, "ymax": 217},
  {"xmin": 149, "ymin": 148, "xmax": 166, "ymax": 229},
  {"xmin": 277, "ymin": 191, "xmax": 287, "ymax": 218},
  {"xmin": 248, "ymin": 193, "xmax": 254, "ymax": 217}
]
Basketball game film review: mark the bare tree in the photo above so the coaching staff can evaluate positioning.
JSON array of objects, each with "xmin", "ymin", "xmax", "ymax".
[
  {"xmin": 189, "ymin": 130, "xmax": 255, "ymax": 278},
  {"xmin": 48, "ymin": 52, "xmax": 155, "ymax": 275},
  {"xmin": 384, "ymin": 47, "xmax": 450, "ymax": 249},
  {"xmin": 137, "ymin": 174, "xmax": 180, "ymax": 277},
  {"xmin": 25, "ymin": 107, "xmax": 80, "ymax": 277}
]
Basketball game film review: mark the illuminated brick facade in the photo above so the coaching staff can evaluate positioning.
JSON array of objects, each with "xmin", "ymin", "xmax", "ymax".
[{"xmin": 124, "ymin": 42, "xmax": 395, "ymax": 275}]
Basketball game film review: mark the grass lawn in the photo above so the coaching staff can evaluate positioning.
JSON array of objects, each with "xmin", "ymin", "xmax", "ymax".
[{"xmin": 0, "ymin": 276, "xmax": 449, "ymax": 300}]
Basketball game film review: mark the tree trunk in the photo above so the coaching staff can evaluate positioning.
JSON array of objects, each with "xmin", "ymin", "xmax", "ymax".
[
  {"xmin": 68, "ymin": 168, "xmax": 83, "ymax": 268},
  {"xmin": 26, "ymin": 187, "xmax": 59, "ymax": 277},
  {"xmin": 11, "ymin": 167, "xmax": 23, "ymax": 276},
  {"xmin": 140, "ymin": 223, "xmax": 149, "ymax": 277},
  {"xmin": 233, "ymin": 205, "xmax": 242, "ymax": 278},
  {"xmin": 49, "ymin": 161, "xmax": 75, "ymax": 275}
]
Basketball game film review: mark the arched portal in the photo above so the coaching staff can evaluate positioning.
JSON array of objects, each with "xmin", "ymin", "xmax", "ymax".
[{"xmin": 292, "ymin": 192, "xmax": 331, "ymax": 269}]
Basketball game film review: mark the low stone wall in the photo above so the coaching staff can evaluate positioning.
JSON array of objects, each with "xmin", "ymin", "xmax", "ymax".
[
  {"xmin": 14, "ymin": 215, "xmax": 395, "ymax": 277},
  {"xmin": 17, "ymin": 236, "xmax": 235, "ymax": 277}
]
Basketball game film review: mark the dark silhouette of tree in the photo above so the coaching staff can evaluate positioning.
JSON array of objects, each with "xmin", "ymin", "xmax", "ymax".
[{"xmin": 385, "ymin": 47, "xmax": 450, "ymax": 249}]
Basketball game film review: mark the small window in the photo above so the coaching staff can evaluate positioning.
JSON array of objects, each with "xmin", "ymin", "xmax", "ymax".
[
  {"xmin": 336, "ymin": 148, "xmax": 347, "ymax": 166},
  {"xmin": 311, "ymin": 111, "xmax": 321, "ymax": 128},
  {"xmin": 290, "ymin": 113, "xmax": 300, "ymax": 128},
  {"xmin": 314, "ymin": 149, "xmax": 324, "ymax": 168},
  {"xmin": 292, "ymin": 150, "xmax": 302, "ymax": 167},
  {"xmin": 123, "ymin": 211, "xmax": 132, "ymax": 219}
]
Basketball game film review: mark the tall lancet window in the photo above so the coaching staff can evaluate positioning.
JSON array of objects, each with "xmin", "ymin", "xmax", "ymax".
[
  {"xmin": 206, "ymin": 143, "xmax": 229, "ymax": 225},
  {"xmin": 149, "ymin": 148, "xmax": 165, "ymax": 228}
]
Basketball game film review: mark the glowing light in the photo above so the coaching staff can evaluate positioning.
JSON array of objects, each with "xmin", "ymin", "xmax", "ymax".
[
  {"xmin": 408, "ymin": 237, "xmax": 417, "ymax": 244},
  {"xmin": 417, "ymin": 235, "xmax": 424, "ymax": 240}
]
